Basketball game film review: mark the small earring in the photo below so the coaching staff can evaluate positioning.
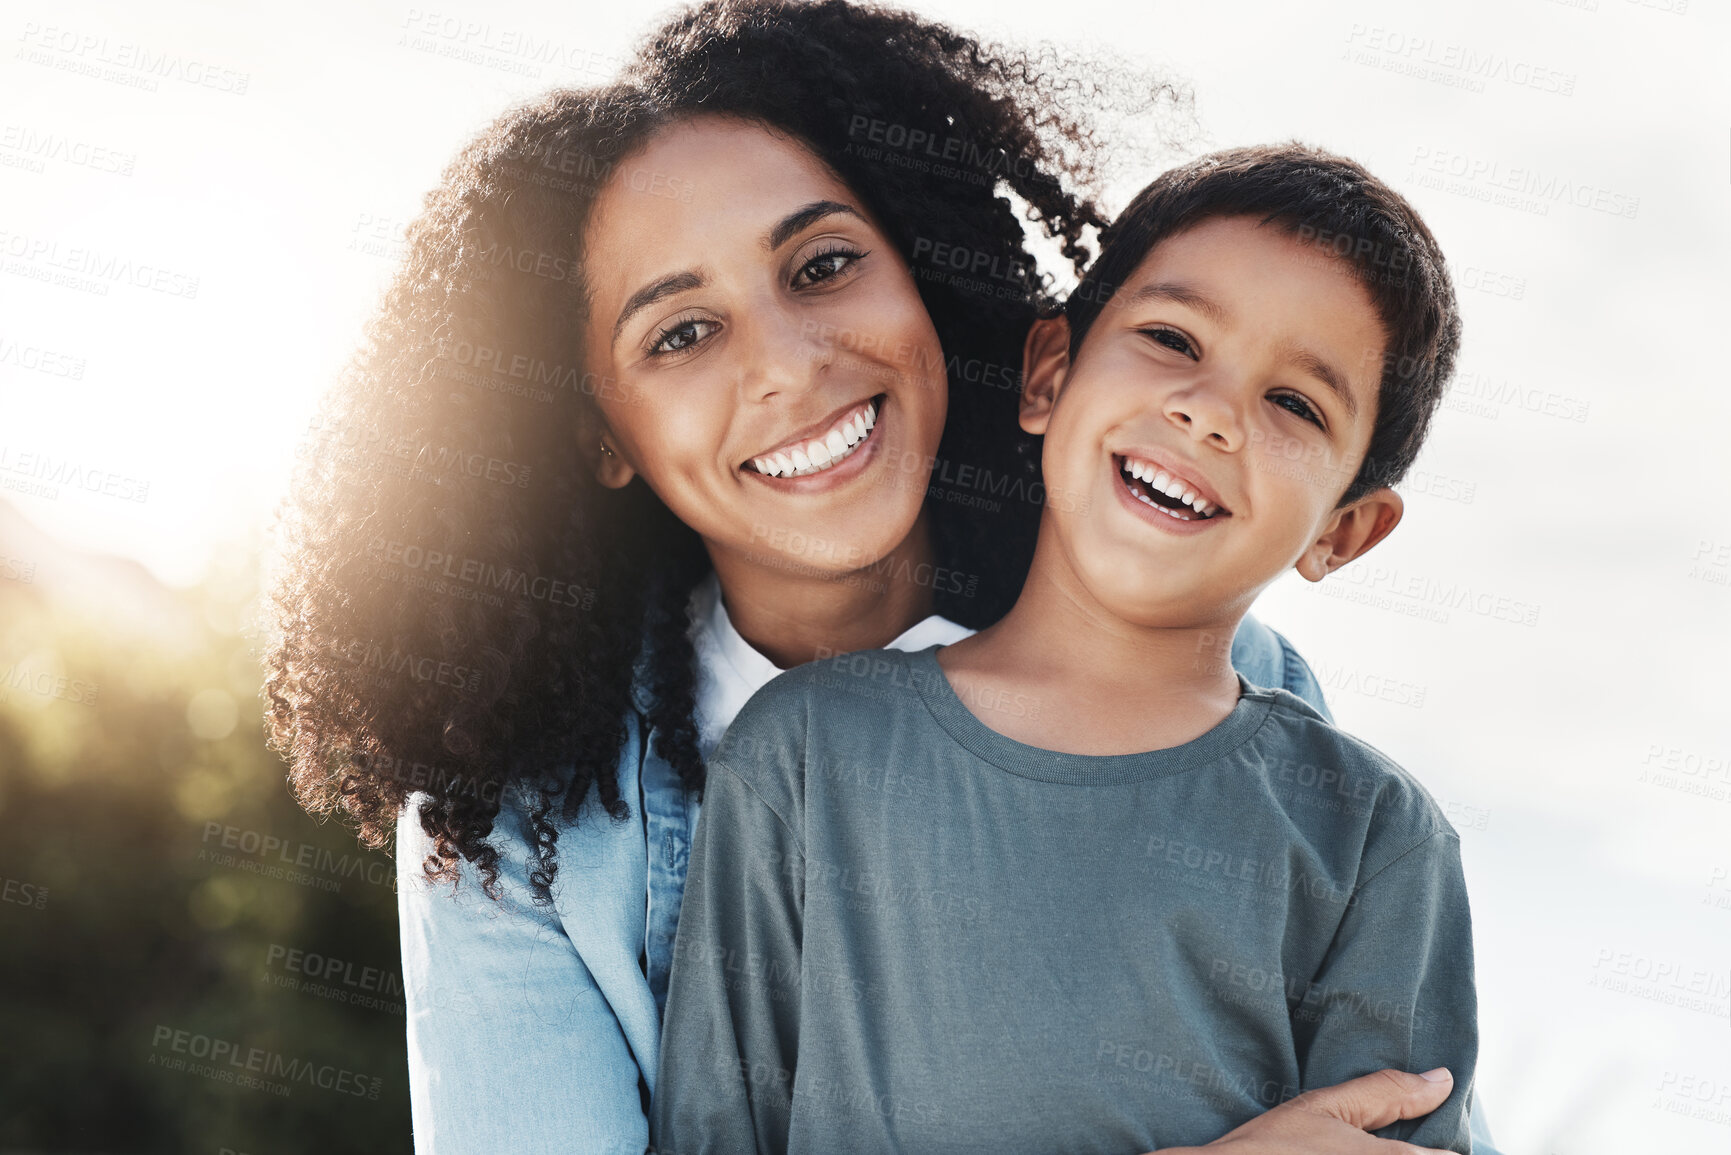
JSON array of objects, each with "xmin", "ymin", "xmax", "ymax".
[{"xmin": 599, "ymin": 439, "xmax": 615, "ymax": 458}]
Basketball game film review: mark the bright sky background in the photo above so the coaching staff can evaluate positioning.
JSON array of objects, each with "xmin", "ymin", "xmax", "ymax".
[{"xmin": 2, "ymin": 1, "xmax": 1728, "ymax": 1151}]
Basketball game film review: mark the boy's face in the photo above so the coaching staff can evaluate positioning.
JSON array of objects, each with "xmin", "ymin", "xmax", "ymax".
[{"xmin": 1021, "ymin": 214, "xmax": 1405, "ymax": 628}]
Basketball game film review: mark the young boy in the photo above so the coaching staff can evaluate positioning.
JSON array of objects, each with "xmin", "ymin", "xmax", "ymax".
[{"xmin": 652, "ymin": 145, "xmax": 1476, "ymax": 1155}]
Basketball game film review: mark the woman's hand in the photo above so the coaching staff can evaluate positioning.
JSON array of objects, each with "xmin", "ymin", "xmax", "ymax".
[{"xmin": 1153, "ymin": 1068, "xmax": 1459, "ymax": 1155}]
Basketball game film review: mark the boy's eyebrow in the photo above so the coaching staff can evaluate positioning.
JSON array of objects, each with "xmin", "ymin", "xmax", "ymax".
[
  {"xmin": 1284, "ymin": 345, "xmax": 1360, "ymax": 420},
  {"xmin": 1124, "ymin": 280, "xmax": 1362, "ymax": 421},
  {"xmin": 1119, "ymin": 281, "xmax": 1229, "ymax": 323}
]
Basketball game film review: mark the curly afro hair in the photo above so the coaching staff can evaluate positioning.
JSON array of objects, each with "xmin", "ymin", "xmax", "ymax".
[{"xmin": 261, "ymin": 0, "xmax": 1179, "ymax": 904}]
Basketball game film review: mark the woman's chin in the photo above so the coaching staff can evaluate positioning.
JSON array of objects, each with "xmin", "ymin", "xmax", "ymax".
[{"xmin": 726, "ymin": 502, "xmax": 917, "ymax": 584}]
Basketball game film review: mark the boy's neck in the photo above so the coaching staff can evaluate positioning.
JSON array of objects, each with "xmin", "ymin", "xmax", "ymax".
[
  {"xmin": 937, "ymin": 549, "xmax": 1250, "ymax": 756},
  {"xmin": 707, "ymin": 511, "xmax": 939, "ymax": 671}
]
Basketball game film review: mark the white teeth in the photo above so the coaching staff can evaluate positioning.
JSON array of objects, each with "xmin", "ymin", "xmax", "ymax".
[
  {"xmin": 752, "ymin": 399, "xmax": 881, "ymax": 480},
  {"xmin": 1120, "ymin": 455, "xmax": 1222, "ymax": 519},
  {"xmin": 1133, "ymin": 489, "xmax": 1193, "ymax": 520}
]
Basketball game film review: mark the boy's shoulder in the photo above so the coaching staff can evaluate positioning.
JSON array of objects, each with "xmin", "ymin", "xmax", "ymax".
[
  {"xmin": 723, "ymin": 646, "xmax": 928, "ymax": 737},
  {"xmin": 709, "ymin": 646, "xmax": 932, "ymax": 816},
  {"xmin": 1239, "ymin": 680, "xmax": 1460, "ymax": 877},
  {"xmin": 727, "ymin": 640, "xmax": 920, "ymax": 713}
]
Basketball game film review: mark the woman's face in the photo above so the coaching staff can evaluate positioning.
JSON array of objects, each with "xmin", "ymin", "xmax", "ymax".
[{"xmin": 580, "ymin": 115, "xmax": 947, "ymax": 578}]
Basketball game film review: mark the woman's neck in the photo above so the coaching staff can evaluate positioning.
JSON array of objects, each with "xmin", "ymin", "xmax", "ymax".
[{"xmin": 706, "ymin": 510, "xmax": 939, "ymax": 669}]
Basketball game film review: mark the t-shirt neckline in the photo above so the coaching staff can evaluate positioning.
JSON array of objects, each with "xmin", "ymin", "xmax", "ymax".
[
  {"xmin": 698, "ymin": 570, "xmax": 974, "ymax": 684},
  {"xmin": 907, "ymin": 644, "xmax": 1274, "ymax": 786},
  {"xmin": 686, "ymin": 571, "xmax": 975, "ymax": 759}
]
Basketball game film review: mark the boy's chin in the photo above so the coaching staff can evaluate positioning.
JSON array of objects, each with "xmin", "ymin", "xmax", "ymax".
[
  {"xmin": 1079, "ymin": 580, "xmax": 1231, "ymax": 632},
  {"xmin": 1066, "ymin": 557, "xmax": 1272, "ymax": 636}
]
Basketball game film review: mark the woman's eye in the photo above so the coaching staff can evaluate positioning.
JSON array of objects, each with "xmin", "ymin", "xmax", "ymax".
[
  {"xmin": 1272, "ymin": 392, "xmax": 1325, "ymax": 429},
  {"xmin": 793, "ymin": 246, "xmax": 866, "ymax": 288},
  {"xmin": 1140, "ymin": 327, "xmax": 1198, "ymax": 359},
  {"xmin": 649, "ymin": 317, "xmax": 718, "ymax": 356}
]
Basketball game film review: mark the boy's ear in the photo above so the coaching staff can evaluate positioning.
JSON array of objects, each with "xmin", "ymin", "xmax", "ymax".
[
  {"xmin": 1019, "ymin": 314, "xmax": 1072, "ymax": 436},
  {"xmin": 1296, "ymin": 487, "xmax": 1404, "ymax": 582}
]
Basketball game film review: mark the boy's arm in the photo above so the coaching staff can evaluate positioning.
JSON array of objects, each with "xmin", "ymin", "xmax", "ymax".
[
  {"xmin": 652, "ymin": 759, "xmax": 805, "ymax": 1155},
  {"xmin": 1291, "ymin": 829, "xmax": 1478, "ymax": 1154}
]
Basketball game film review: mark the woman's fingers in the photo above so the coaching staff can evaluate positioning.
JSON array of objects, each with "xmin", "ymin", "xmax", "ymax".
[
  {"xmin": 1282, "ymin": 1067, "xmax": 1454, "ymax": 1133},
  {"xmin": 1148, "ymin": 1068, "xmax": 1458, "ymax": 1155}
]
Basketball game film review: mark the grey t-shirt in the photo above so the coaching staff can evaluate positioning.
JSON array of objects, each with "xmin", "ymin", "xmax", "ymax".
[{"xmin": 652, "ymin": 645, "xmax": 1477, "ymax": 1155}]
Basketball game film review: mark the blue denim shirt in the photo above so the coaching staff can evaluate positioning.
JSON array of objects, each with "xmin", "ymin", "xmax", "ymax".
[{"xmin": 398, "ymin": 614, "xmax": 1499, "ymax": 1154}]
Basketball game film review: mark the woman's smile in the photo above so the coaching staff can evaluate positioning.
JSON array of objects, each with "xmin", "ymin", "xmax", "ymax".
[{"xmin": 745, "ymin": 393, "xmax": 882, "ymax": 481}]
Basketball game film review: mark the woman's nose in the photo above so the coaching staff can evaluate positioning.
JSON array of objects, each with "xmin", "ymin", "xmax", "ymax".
[{"xmin": 741, "ymin": 306, "xmax": 832, "ymax": 402}]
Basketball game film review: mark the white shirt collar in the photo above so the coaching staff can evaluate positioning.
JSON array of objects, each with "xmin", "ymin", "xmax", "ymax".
[{"xmin": 688, "ymin": 570, "xmax": 973, "ymax": 760}]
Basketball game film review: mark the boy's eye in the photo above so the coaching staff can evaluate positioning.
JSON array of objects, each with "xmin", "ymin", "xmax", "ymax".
[
  {"xmin": 793, "ymin": 245, "xmax": 867, "ymax": 289},
  {"xmin": 649, "ymin": 317, "xmax": 719, "ymax": 356},
  {"xmin": 1271, "ymin": 391, "xmax": 1325, "ymax": 429},
  {"xmin": 1138, "ymin": 326, "xmax": 1198, "ymax": 359}
]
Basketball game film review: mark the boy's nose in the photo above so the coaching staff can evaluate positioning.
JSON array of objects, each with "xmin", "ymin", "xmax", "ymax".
[{"xmin": 1163, "ymin": 382, "xmax": 1244, "ymax": 451}]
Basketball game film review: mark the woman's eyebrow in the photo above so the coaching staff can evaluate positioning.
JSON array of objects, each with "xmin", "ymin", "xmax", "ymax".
[
  {"xmin": 613, "ymin": 270, "xmax": 706, "ymax": 345},
  {"xmin": 766, "ymin": 200, "xmax": 863, "ymax": 250}
]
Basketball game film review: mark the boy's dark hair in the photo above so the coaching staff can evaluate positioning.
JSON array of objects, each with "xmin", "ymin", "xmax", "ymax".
[{"xmin": 1063, "ymin": 143, "xmax": 1460, "ymax": 504}]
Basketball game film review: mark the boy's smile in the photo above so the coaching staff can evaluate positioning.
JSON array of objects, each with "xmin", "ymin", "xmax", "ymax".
[
  {"xmin": 1021, "ymin": 214, "xmax": 1399, "ymax": 627},
  {"xmin": 1113, "ymin": 450, "xmax": 1228, "ymax": 528}
]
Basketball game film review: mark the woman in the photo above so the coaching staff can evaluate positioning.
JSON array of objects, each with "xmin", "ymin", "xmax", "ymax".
[{"xmin": 262, "ymin": 2, "xmax": 1493, "ymax": 1152}]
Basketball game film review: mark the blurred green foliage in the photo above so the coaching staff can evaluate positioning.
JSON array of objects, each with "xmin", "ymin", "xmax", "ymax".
[{"xmin": 0, "ymin": 547, "xmax": 411, "ymax": 1155}]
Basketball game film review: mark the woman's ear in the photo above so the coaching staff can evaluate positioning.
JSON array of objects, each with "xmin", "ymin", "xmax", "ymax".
[
  {"xmin": 580, "ymin": 407, "xmax": 636, "ymax": 488},
  {"xmin": 595, "ymin": 433, "xmax": 636, "ymax": 488},
  {"xmin": 1295, "ymin": 487, "xmax": 1404, "ymax": 582},
  {"xmin": 1020, "ymin": 314, "xmax": 1071, "ymax": 436}
]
